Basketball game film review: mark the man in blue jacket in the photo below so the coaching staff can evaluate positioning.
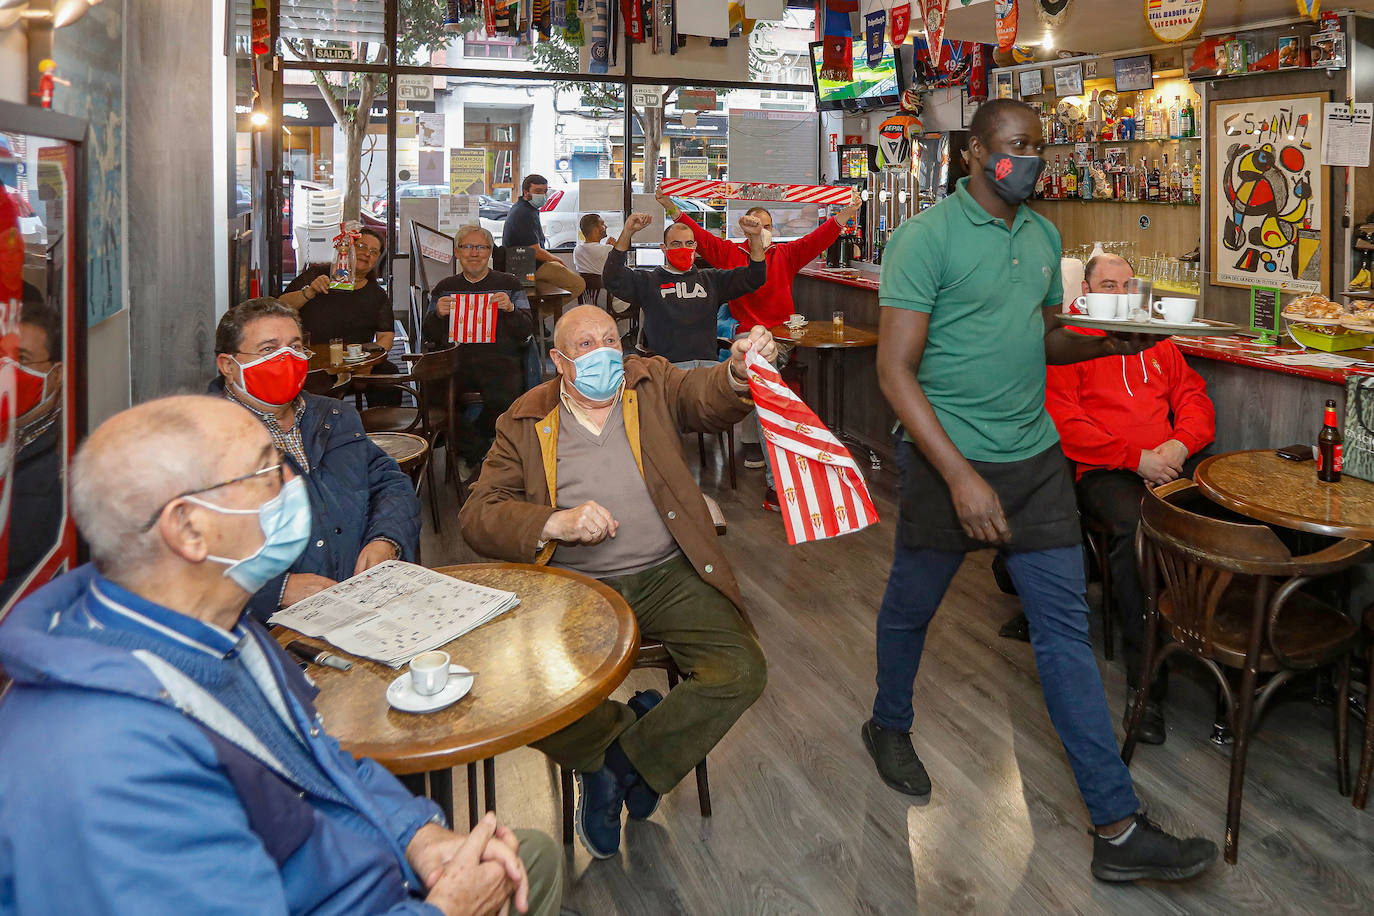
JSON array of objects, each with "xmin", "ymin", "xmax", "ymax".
[
  {"xmin": 0, "ymin": 395, "xmax": 562, "ymax": 914},
  {"xmin": 211, "ymin": 298, "xmax": 421, "ymax": 621}
]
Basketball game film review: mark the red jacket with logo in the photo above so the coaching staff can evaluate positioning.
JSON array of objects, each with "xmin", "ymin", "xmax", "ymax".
[
  {"xmin": 675, "ymin": 213, "xmax": 841, "ymax": 329},
  {"xmin": 1045, "ymin": 328, "xmax": 1215, "ymax": 479}
]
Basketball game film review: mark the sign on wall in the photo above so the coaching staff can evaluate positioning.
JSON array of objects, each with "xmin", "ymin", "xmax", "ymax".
[
  {"xmin": 397, "ymin": 75, "xmax": 434, "ymax": 103},
  {"xmin": 1210, "ymin": 92, "xmax": 1328, "ymax": 295},
  {"xmin": 449, "ymin": 148, "xmax": 487, "ymax": 195}
]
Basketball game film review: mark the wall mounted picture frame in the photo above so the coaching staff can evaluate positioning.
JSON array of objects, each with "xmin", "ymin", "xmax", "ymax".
[
  {"xmin": 1113, "ymin": 54, "xmax": 1154, "ymax": 92},
  {"xmin": 1018, "ymin": 68, "xmax": 1044, "ymax": 98},
  {"xmin": 1208, "ymin": 92, "xmax": 1329, "ymax": 295},
  {"xmin": 994, "ymin": 70, "xmax": 1014, "ymax": 100},
  {"xmin": 960, "ymin": 88, "xmax": 981, "ymax": 128},
  {"xmin": 1053, "ymin": 63, "xmax": 1084, "ymax": 97}
]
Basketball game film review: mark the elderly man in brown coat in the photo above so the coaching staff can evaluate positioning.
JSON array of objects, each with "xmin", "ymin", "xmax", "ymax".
[{"xmin": 460, "ymin": 305, "xmax": 774, "ymax": 859}]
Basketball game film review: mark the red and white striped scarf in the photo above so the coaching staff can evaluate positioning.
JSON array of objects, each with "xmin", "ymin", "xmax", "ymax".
[
  {"xmin": 448, "ymin": 294, "xmax": 498, "ymax": 344},
  {"xmin": 745, "ymin": 349, "xmax": 879, "ymax": 545}
]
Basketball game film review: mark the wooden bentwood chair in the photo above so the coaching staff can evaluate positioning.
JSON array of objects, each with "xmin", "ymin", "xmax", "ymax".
[{"xmin": 1125, "ymin": 479, "xmax": 1369, "ymax": 863}]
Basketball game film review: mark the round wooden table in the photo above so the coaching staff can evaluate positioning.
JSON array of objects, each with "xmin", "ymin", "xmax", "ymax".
[
  {"xmin": 366, "ymin": 432, "xmax": 429, "ymax": 483},
  {"xmin": 277, "ymin": 562, "xmax": 637, "ymax": 825},
  {"xmin": 308, "ymin": 342, "xmax": 387, "ymax": 376},
  {"xmin": 1193, "ymin": 449, "xmax": 1374, "ymax": 540},
  {"xmin": 769, "ymin": 321, "xmax": 880, "ymax": 447}
]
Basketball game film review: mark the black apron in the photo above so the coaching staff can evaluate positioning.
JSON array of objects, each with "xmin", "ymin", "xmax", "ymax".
[{"xmin": 895, "ymin": 433, "xmax": 1082, "ymax": 553}]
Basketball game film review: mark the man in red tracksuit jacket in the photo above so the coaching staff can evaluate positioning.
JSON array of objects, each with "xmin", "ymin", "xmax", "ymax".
[
  {"xmin": 656, "ymin": 190, "xmax": 860, "ymax": 510},
  {"xmin": 1044, "ymin": 253, "xmax": 1215, "ymax": 746}
]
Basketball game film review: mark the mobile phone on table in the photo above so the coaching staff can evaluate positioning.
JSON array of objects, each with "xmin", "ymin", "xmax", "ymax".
[{"xmin": 1275, "ymin": 443, "xmax": 1314, "ymax": 462}]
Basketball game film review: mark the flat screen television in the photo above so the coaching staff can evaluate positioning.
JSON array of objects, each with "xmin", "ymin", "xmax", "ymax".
[{"xmin": 808, "ymin": 40, "xmax": 902, "ymax": 112}]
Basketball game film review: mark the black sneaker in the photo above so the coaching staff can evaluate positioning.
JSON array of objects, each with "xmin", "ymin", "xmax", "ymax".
[
  {"xmin": 1091, "ymin": 813, "xmax": 1217, "ymax": 883},
  {"xmin": 624, "ymin": 690, "xmax": 663, "ymax": 820},
  {"xmin": 861, "ymin": 719, "xmax": 932, "ymax": 797},
  {"xmin": 743, "ymin": 443, "xmax": 766, "ymax": 469},
  {"xmin": 573, "ymin": 766, "xmax": 626, "ymax": 859},
  {"xmin": 998, "ymin": 613, "xmax": 1031, "ymax": 642},
  {"xmin": 1123, "ymin": 696, "xmax": 1166, "ymax": 746}
]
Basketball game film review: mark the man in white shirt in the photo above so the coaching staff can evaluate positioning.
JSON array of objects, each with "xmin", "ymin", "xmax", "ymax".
[{"xmin": 572, "ymin": 213, "xmax": 616, "ymax": 276}]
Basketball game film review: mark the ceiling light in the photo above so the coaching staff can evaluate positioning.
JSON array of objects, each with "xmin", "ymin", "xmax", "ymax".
[
  {"xmin": 1043, "ymin": 33, "xmax": 1054, "ymax": 50},
  {"xmin": 250, "ymin": 110, "xmax": 269, "ymax": 128}
]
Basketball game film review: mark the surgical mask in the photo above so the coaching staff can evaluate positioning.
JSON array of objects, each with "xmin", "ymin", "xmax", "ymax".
[
  {"xmin": 983, "ymin": 152, "xmax": 1046, "ymax": 205},
  {"xmin": 759, "ymin": 228, "xmax": 773, "ymax": 248},
  {"xmin": 12, "ymin": 362, "xmax": 53, "ymax": 417},
  {"xmin": 562, "ymin": 346, "xmax": 624, "ymax": 402},
  {"xmin": 664, "ymin": 247, "xmax": 696, "ymax": 272},
  {"xmin": 529, "ymin": 192, "xmax": 548, "ymax": 208},
  {"xmin": 189, "ymin": 476, "xmax": 312, "ymax": 594},
  {"xmin": 235, "ymin": 347, "xmax": 309, "ymax": 407}
]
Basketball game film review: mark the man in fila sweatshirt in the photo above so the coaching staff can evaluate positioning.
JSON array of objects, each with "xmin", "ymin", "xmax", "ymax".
[
  {"xmin": 1045, "ymin": 253, "xmax": 1215, "ymax": 745},
  {"xmin": 601, "ymin": 211, "xmax": 768, "ymax": 367}
]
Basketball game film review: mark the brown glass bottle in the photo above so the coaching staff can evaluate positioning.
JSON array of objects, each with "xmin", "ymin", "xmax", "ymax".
[{"xmin": 1317, "ymin": 399, "xmax": 1343, "ymax": 483}]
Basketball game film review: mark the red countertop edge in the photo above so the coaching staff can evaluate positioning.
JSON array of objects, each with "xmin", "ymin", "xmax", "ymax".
[
  {"xmin": 798, "ymin": 264, "xmax": 882, "ymax": 292},
  {"xmin": 1173, "ymin": 336, "xmax": 1374, "ymax": 385}
]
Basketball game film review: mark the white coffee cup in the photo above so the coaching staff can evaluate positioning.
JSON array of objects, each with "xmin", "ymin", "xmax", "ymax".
[
  {"xmin": 1077, "ymin": 293, "xmax": 1122, "ymax": 320},
  {"xmin": 1155, "ymin": 297, "xmax": 1197, "ymax": 324},
  {"xmin": 409, "ymin": 650, "xmax": 450, "ymax": 696},
  {"xmin": 787, "ymin": 312, "xmax": 805, "ymax": 326},
  {"xmin": 347, "ymin": 343, "xmax": 364, "ymax": 359}
]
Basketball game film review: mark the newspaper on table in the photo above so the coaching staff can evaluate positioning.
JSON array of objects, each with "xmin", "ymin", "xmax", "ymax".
[{"xmin": 268, "ymin": 560, "xmax": 519, "ymax": 667}]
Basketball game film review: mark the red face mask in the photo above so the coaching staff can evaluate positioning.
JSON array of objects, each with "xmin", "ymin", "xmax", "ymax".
[
  {"xmin": 664, "ymin": 247, "xmax": 696, "ymax": 272},
  {"xmin": 12, "ymin": 362, "xmax": 50, "ymax": 418},
  {"xmin": 236, "ymin": 347, "xmax": 309, "ymax": 406}
]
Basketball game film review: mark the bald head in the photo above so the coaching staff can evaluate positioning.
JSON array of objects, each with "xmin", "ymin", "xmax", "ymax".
[
  {"xmin": 553, "ymin": 304, "xmax": 619, "ymax": 354},
  {"xmin": 71, "ymin": 396, "xmax": 271, "ymax": 577},
  {"xmin": 1084, "ymin": 254, "xmax": 1134, "ymax": 294}
]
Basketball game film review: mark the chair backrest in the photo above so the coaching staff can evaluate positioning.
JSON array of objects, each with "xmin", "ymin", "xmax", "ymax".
[{"xmin": 409, "ymin": 220, "xmax": 456, "ymax": 303}]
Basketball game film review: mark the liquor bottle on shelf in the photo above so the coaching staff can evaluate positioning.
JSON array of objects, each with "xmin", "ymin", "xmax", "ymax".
[
  {"xmin": 1147, "ymin": 159, "xmax": 1161, "ymax": 201},
  {"xmin": 1318, "ymin": 399, "xmax": 1343, "ymax": 483},
  {"xmin": 1181, "ymin": 96, "xmax": 1195, "ymax": 137},
  {"xmin": 1169, "ymin": 96, "xmax": 1181, "ymax": 139},
  {"xmin": 1191, "ymin": 154, "xmax": 1203, "ymax": 201},
  {"xmin": 1181, "ymin": 151, "xmax": 1196, "ymax": 203},
  {"xmin": 1047, "ymin": 156, "xmax": 1060, "ymax": 198},
  {"xmin": 1063, "ymin": 157, "xmax": 1078, "ymax": 197},
  {"xmin": 1168, "ymin": 155, "xmax": 1183, "ymax": 202},
  {"xmin": 1135, "ymin": 157, "xmax": 1149, "ymax": 201},
  {"xmin": 1080, "ymin": 161, "xmax": 1093, "ymax": 200}
]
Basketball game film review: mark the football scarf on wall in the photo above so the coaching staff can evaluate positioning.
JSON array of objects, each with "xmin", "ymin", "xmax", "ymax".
[
  {"xmin": 658, "ymin": 178, "xmax": 855, "ymax": 206},
  {"xmin": 889, "ymin": 2, "xmax": 910, "ymax": 44},
  {"xmin": 448, "ymin": 295, "xmax": 498, "ymax": 344},
  {"xmin": 863, "ymin": 1, "xmax": 887, "ymax": 68},
  {"xmin": 918, "ymin": 0, "xmax": 949, "ymax": 70},
  {"xmin": 588, "ymin": 0, "xmax": 610, "ymax": 73},
  {"xmin": 746, "ymin": 350, "xmax": 879, "ymax": 546},
  {"xmin": 486, "ymin": 0, "xmax": 498, "ymax": 36},
  {"xmin": 823, "ymin": 1, "xmax": 857, "ymax": 82},
  {"xmin": 622, "ymin": 0, "xmax": 644, "ymax": 40},
  {"xmin": 563, "ymin": 0, "xmax": 583, "ymax": 44},
  {"xmin": 968, "ymin": 40, "xmax": 989, "ymax": 98},
  {"xmin": 1036, "ymin": 0, "xmax": 1071, "ymax": 26},
  {"xmin": 994, "ymin": 0, "xmax": 1017, "ymax": 52}
]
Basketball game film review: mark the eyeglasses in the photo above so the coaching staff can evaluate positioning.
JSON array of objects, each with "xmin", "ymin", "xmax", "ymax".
[
  {"xmin": 354, "ymin": 243, "xmax": 382, "ymax": 256},
  {"xmin": 140, "ymin": 457, "xmax": 286, "ymax": 532},
  {"xmin": 236, "ymin": 345, "xmax": 314, "ymax": 360},
  {"xmin": 457, "ymin": 244, "xmax": 492, "ymax": 252}
]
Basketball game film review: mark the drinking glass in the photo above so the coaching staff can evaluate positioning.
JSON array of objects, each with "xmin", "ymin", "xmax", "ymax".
[
  {"xmin": 1126, "ymin": 277, "xmax": 1154, "ymax": 322},
  {"xmin": 832, "ymin": 311, "xmax": 845, "ymax": 334},
  {"xmin": 329, "ymin": 338, "xmax": 344, "ymax": 366}
]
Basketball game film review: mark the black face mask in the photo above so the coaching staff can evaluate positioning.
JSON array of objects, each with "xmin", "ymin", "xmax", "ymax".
[{"xmin": 983, "ymin": 152, "xmax": 1045, "ymax": 205}]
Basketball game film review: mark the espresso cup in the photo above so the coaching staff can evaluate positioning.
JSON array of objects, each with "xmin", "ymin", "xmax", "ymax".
[
  {"xmin": 1078, "ymin": 293, "xmax": 1121, "ymax": 320},
  {"xmin": 347, "ymin": 343, "xmax": 364, "ymax": 359},
  {"xmin": 787, "ymin": 313, "xmax": 805, "ymax": 326},
  {"xmin": 1155, "ymin": 297, "xmax": 1197, "ymax": 324},
  {"xmin": 409, "ymin": 650, "xmax": 450, "ymax": 696}
]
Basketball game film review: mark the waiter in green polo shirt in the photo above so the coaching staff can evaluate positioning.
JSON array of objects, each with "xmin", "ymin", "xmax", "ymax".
[{"xmin": 862, "ymin": 99, "xmax": 1217, "ymax": 884}]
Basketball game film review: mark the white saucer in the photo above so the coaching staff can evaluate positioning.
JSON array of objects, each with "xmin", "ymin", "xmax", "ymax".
[{"xmin": 387, "ymin": 665, "xmax": 474, "ymax": 714}]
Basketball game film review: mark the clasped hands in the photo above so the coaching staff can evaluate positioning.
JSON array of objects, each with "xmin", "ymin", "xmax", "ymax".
[
  {"xmin": 1137, "ymin": 438, "xmax": 1190, "ymax": 487},
  {"xmin": 407, "ymin": 815, "xmax": 530, "ymax": 916}
]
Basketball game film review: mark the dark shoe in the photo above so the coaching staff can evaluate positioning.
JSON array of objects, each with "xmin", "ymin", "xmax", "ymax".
[
  {"xmin": 573, "ymin": 767, "xmax": 626, "ymax": 859},
  {"xmin": 861, "ymin": 719, "xmax": 932, "ymax": 797},
  {"xmin": 998, "ymin": 613, "xmax": 1031, "ymax": 642},
  {"xmin": 743, "ymin": 443, "xmax": 766, "ymax": 469},
  {"xmin": 624, "ymin": 691, "xmax": 663, "ymax": 820},
  {"xmin": 1091, "ymin": 813, "xmax": 1218, "ymax": 883},
  {"xmin": 991, "ymin": 554, "xmax": 1018, "ymax": 595},
  {"xmin": 1123, "ymin": 696, "xmax": 1166, "ymax": 746},
  {"xmin": 763, "ymin": 487, "xmax": 781, "ymax": 513}
]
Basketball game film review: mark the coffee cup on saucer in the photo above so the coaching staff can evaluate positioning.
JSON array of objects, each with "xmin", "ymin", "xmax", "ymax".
[
  {"xmin": 1155, "ymin": 297, "xmax": 1197, "ymax": 324},
  {"xmin": 346, "ymin": 343, "xmax": 365, "ymax": 360},
  {"xmin": 409, "ymin": 650, "xmax": 450, "ymax": 696}
]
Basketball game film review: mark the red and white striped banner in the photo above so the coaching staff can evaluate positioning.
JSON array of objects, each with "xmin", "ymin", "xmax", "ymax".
[
  {"xmin": 659, "ymin": 178, "xmax": 856, "ymax": 207},
  {"xmin": 746, "ymin": 349, "xmax": 879, "ymax": 545},
  {"xmin": 448, "ymin": 294, "xmax": 498, "ymax": 344}
]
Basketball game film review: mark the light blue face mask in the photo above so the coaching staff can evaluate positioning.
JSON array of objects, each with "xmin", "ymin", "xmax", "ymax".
[
  {"xmin": 528, "ymin": 192, "xmax": 548, "ymax": 207},
  {"xmin": 187, "ymin": 476, "xmax": 313, "ymax": 594},
  {"xmin": 563, "ymin": 346, "xmax": 624, "ymax": 402}
]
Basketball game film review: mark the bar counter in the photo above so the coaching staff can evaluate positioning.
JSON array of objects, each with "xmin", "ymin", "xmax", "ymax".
[{"xmin": 792, "ymin": 263, "xmax": 1361, "ymax": 463}]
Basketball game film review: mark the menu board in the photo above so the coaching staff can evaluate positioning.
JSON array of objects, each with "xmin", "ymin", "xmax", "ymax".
[{"xmin": 1250, "ymin": 285, "xmax": 1281, "ymax": 339}]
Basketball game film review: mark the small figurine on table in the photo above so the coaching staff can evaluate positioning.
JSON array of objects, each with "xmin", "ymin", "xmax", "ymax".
[
  {"xmin": 34, "ymin": 60, "xmax": 70, "ymax": 110},
  {"xmin": 1118, "ymin": 107, "xmax": 1137, "ymax": 140}
]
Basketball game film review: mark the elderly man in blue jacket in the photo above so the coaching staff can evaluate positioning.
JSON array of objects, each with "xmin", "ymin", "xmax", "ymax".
[
  {"xmin": 0, "ymin": 395, "xmax": 561, "ymax": 914},
  {"xmin": 209, "ymin": 298, "xmax": 420, "ymax": 621}
]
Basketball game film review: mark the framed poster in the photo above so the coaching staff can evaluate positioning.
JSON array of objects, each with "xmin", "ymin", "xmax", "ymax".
[
  {"xmin": 1113, "ymin": 54, "xmax": 1154, "ymax": 92},
  {"xmin": 994, "ymin": 71, "xmax": 1014, "ymax": 100},
  {"xmin": 1209, "ymin": 93, "xmax": 1328, "ymax": 295},
  {"xmin": 0, "ymin": 100, "xmax": 87, "ymax": 621},
  {"xmin": 1053, "ymin": 63, "xmax": 1083, "ymax": 97},
  {"xmin": 1018, "ymin": 68, "xmax": 1044, "ymax": 98}
]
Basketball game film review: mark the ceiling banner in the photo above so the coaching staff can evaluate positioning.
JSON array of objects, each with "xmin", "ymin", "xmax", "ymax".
[
  {"xmin": 994, "ymin": 0, "xmax": 1018, "ymax": 53},
  {"xmin": 1144, "ymin": 0, "xmax": 1206, "ymax": 44}
]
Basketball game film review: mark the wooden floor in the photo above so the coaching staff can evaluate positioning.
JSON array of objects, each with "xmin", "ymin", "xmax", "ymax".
[{"xmin": 420, "ymin": 444, "xmax": 1374, "ymax": 916}]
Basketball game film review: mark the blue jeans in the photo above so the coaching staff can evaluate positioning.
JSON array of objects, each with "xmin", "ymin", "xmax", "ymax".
[{"xmin": 871, "ymin": 542, "xmax": 1140, "ymax": 826}]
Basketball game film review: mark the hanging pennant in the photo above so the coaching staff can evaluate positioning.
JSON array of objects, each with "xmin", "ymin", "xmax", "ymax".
[
  {"xmin": 890, "ymin": 3, "xmax": 911, "ymax": 44},
  {"xmin": 1144, "ymin": 0, "xmax": 1205, "ymax": 44},
  {"xmin": 1035, "ymin": 0, "xmax": 1071, "ymax": 26},
  {"xmin": 918, "ymin": 0, "xmax": 949, "ymax": 71},
  {"xmin": 994, "ymin": 0, "xmax": 1017, "ymax": 52},
  {"xmin": 1296, "ymin": 0, "xmax": 1321, "ymax": 18},
  {"xmin": 822, "ymin": 1, "xmax": 857, "ymax": 82},
  {"xmin": 863, "ymin": 1, "xmax": 887, "ymax": 69},
  {"xmin": 968, "ymin": 41, "xmax": 990, "ymax": 99}
]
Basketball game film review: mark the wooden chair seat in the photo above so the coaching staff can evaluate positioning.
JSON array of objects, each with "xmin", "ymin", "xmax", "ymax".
[
  {"xmin": 1158, "ymin": 586, "xmax": 1359, "ymax": 672},
  {"xmin": 359, "ymin": 405, "xmax": 449, "ymax": 435}
]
